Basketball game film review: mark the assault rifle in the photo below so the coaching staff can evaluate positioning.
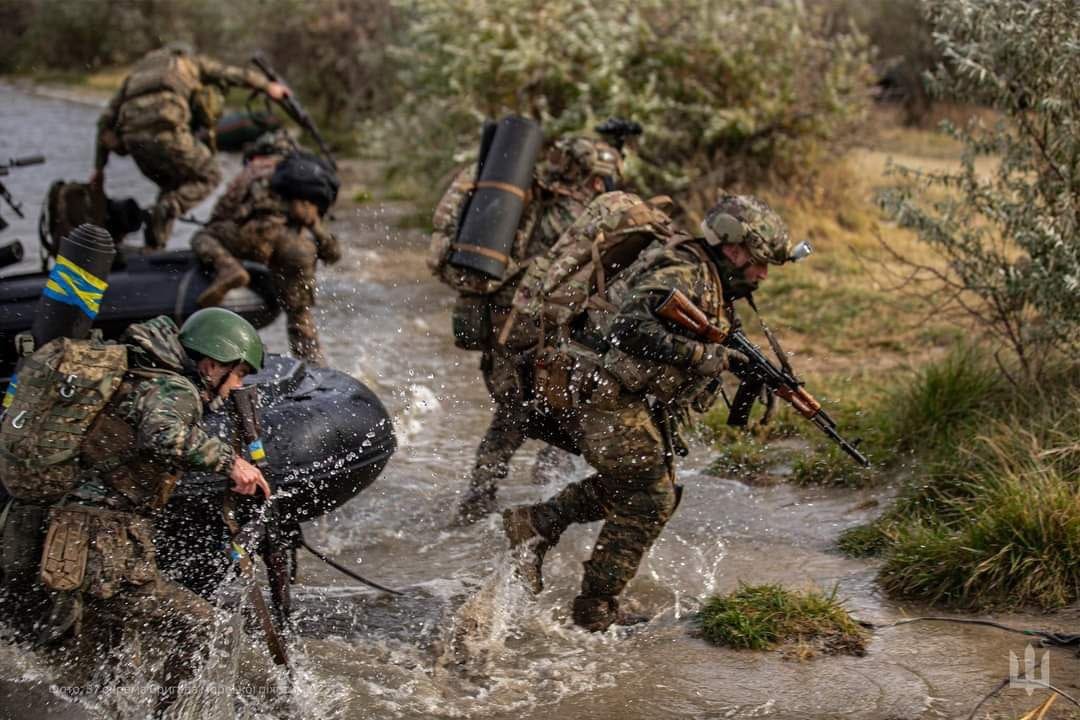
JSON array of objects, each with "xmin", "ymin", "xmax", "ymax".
[
  {"xmin": 226, "ymin": 384, "xmax": 291, "ymax": 666},
  {"xmin": 0, "ymin": 155, "xmax": 45, "ymax": 232},
  {"xmin": 654, "ymin": 288, "xmax": 870, "ymax": 467},
  {"xmin": 250, "ymin": 53, "xmax": 337, "ymax": 171}
]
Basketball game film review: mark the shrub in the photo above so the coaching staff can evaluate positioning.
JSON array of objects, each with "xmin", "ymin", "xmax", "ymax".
[
  {"xmin": 378, "ymin": 0, "xmax": 872, "ymax": 208},
  {"xmin": 878, "ymin": 0, "xmax": 1080, "ymax": 380}
]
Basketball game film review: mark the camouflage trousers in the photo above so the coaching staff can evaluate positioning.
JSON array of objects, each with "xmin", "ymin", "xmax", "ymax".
[
  {"xmin": 193, "ymin": 218, "xmax": 324, "ymax": 365},
  {"xmin": 468, "ymin": 347, "xmax": 532, "ymax": 500},
  {"xmin": 530, "ymin": 397, "xmax": 677, "ymax": 600},
  {"xmin": 123, "ymin": 128, "xmax": 222, "ymax": 249},
  {"xmin": 70, "ymin": 508, "xmax": 214, "ymax": 714}
]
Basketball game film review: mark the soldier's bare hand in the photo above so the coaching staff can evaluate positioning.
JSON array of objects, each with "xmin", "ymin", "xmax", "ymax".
[
  {"xmin": 266, "ymin": 82, "xmax": 291, "ymax": 101},
  {"xmin": 230, "ymin": 457, "xmax": 272, "ymax": 498}
]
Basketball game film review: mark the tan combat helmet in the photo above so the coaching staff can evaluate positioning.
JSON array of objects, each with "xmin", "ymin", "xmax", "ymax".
[
  {"xmin": 701, "ymin": 194, "xmax": 810, "ymax": 265},
  {"xmin": 538, "ymin": 137, "xmax": 624, "ymax": 190}
]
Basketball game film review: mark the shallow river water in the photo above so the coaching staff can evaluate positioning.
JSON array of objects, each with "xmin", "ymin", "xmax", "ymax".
[{"xmin": 2, "ymin": 83, "xmax": 1079, "ymax": 720}]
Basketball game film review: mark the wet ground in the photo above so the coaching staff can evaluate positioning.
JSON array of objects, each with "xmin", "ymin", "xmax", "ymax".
[{"xmin": 3, "ymin": 83, "xmax": 1080, "ymax": 719}]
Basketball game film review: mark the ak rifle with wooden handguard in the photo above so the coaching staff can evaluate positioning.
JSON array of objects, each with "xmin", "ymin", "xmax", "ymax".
[
  {"xmin": 654, "ymin": 288, "xmax": 869, "ymax": 467},
  {"xmin": 250, "ymin": 53, "xmax": 337, "ymax": 170}
]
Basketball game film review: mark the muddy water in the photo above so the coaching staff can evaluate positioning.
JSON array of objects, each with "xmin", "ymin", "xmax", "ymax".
[{"xmin": 3, "ymin": 84, "xmax": 1080, "ymax": 720}]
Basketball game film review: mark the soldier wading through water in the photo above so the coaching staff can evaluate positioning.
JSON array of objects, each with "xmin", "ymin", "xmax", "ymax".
[
  {"xmin": 502, "ymin": 192, "xmax": 801, "ymax": 631},
  {"xmin": 430, "ymin": 132, "xmax": 629, "ymax": 523},
  {"xmin": 192, "ymin": 131, "xmax": 342, "ymax": 365},
  {"xmin": 0, "ymin": 308, "xmax": 270, "ymax": 716},
  {"xmin": 92, "ymin": 43, "xmax": 291, "ymax": 248}
]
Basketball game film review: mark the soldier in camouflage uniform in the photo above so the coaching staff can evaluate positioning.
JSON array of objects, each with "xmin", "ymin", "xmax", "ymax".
[
  {"xmin": 92, "ymin": 44, "xmax": 290, "ymax": 249},
  {"xmin": 430, "ymin": 137, "xmax": 625, "ymax": 523},
  {"xmin": 9, "ymin": 309, "xmax": 269, "ymax": 715},
  {"xmin": 503, "ymin": 193, "xmax": 796, "ymax": 631},
  {"xmin": 191, "ymin": 134, "xmax": 341, "ymax": 365}
]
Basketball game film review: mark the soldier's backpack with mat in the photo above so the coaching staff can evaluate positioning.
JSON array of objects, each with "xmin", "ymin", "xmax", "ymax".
[{"xmin": 0, "ymin": 338, "xmax": 128, "ymax": 503}]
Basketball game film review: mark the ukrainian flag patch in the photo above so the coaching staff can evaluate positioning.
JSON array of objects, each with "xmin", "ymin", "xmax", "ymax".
[
  {"xmin": 248, "ymin": 439, "xmax": 266, "ymax": 462},
  {"xmin": 42, "ymin": 255, "xmax": 108, "ymax": 319}
]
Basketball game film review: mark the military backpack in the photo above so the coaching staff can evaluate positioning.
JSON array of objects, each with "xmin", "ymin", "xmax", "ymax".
[
  {"xmin": 0, "ymin": 338, "xmax": 128, "ymax": 503},
  {"xmin": 510, "ymin": 191, "xmax": 679, "ymax": 328}
]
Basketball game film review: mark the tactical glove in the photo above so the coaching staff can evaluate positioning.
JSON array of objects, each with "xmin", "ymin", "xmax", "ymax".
[{"xmin": 692, "ymin": 344, "xmax": 749, "ymax": 377}]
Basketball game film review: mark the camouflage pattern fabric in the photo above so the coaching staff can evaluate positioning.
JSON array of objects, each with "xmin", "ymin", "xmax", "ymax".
[
  {"xmin": 446, "ymin": 152, "xmax": 604, "ymax": 519},
  {"xmin": 513, "ymin": 227, "xmax": 731, "ymax": 615},
  {"xmin": 192, "ymin": 154, "xmax": 337, "ymax": 365},
  {"xmin": 96, "ymin": 47, "xmax": 274, "ymax": 247},
  {"xmin": 123, "ymin": 127, "xmax": 222, "ymax": 249},
  {"xmin": 530, "ymin": 400, "xmax": 675, "ymax": 599},
  {"xmin": 8, "ymin": 315, "xmax": 234, "ymax": 708},
  {"xmin": 701, "ymin": 194, "xmax": 791, "ymax": 266}
]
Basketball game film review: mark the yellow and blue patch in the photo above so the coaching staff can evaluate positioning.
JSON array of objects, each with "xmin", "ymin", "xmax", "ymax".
[
  {"xmin": 248, "ymin": 438, "xmax": 266, "ymax": 462},
  {"xmin": 42, "ymin": 255, "xmax": 108, "ymax": 319},
  {"xmin": 2, "ymin": 374, "xmax": 17, "ymax": 409}
]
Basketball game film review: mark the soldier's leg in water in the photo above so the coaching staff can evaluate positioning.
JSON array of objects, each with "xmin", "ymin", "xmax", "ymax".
[
  {"xmin": 272, "ymin": 230, "xmax": 324, "ymax": 366},
  {"xmin": 192, "ymin": 226, "xmax": 250, "ymax": 307},
  {"xmin": 573, "ymin": 401, "xmax": 675, "ymax": 631},
  {"xmin": 87, "ymin": 577, "xmax": 215, "ymax": 716},
  {"xmin": 458, "ymin": 350, "xmax": 529, "ymax": 523}
]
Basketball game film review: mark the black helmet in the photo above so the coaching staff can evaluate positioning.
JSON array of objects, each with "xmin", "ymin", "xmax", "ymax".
[{"xmin": 269, "ymin": 151, "xmax": 340, "ymax": 215}]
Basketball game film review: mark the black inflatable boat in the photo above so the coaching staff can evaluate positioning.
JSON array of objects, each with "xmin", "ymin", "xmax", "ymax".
[
  {"xmin": 156, "ymin": 354, "xmax": 396, "ymax": 594},
  {"xmin": 0, "ymin": 249, "xmax": 279, "ymax": 382}
]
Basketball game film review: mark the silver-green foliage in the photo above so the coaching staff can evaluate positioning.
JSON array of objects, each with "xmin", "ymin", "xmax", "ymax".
[
  {"xmin": 377, "ymin": 0, "xmax": 871, "ymax": 203},
  {"xmin": 879, "ymin": 0, "xmax": 1080, "ymax": 377}
]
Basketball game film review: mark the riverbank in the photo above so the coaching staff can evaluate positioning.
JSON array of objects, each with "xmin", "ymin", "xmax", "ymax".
[{"xmin": 3, "ymin": 81, "xmax": 1079, "ymax": 720}]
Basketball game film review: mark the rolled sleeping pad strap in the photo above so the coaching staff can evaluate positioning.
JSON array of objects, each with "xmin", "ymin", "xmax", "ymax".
[
  {"xmin": 0, "ymin": 240, "xmax": 23, "ymax": 270},
  {"xmin": 449, "ymin": 115, "xmax": 543, "ymax": 280},
  {"xmin": 32, "ymin": 223, "xmax": 115, "ymax": 347}
]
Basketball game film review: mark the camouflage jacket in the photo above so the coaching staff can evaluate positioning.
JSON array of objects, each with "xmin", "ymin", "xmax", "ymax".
[
  {"xmin": 79, "ymin": 316, "xmax": 235, "ymax": 512},
  {"xmin": 96, "ymin": 47, "xmax": 272, "ymax": 168},
  {"xmin": 429, "ymin": 165, "xmax": 589, "ymax": 305},
  {"xmin": 584, "ymin": 239, "xmax": 733, "ymax": 411},
  {"xmin": 208, "ymin": 155, "xmax": 337, "ymax": 259}
]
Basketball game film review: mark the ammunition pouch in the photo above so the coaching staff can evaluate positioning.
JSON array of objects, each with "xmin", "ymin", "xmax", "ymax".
[
  {"xmin": 601, "ymin": 346, "xmax": 657, "ymax": 394},
  {"xmin": 40, "ymin": 507, "xmax": 157, "ymax": 600},
  {"xmin": 451, "ymin": 296, "xmax": 492, "ymax": 351},
  {"xmin": 40, "ymin": 508, "xmax": 90, "ymax": 592}
]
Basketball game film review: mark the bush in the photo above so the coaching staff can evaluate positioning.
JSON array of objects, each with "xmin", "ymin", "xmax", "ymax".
[
  {"xmin": 696, "ymin": 583, "xmax": 867, "ymax": 657},
  {"xmin": 377, "ymin": 0, "xmax": 872, "ymax": 209},
  {"xmin": 878, "ymin": 0, "xmax": 1080, "ymax": 379}
]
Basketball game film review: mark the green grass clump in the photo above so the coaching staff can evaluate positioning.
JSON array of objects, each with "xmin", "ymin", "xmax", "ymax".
[
  {"xmin": 836, "ymin": 521, "xmax": 894, "ymax": 557},
  {"xmin": 695, "ymin": 584, "xmax": 868, "ymax": 658}
]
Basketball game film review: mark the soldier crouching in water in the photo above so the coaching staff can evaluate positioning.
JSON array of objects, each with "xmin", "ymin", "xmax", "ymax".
[
  {"xmin": 192, "ymin": 133, "xmax": 342, "ymax": 366},
  {"xmin": 431, "ymin": 136, "xmax": 627, "ymax": 524},
  {"xmin": 91, "ymin": 44, "xmax": 291, "ymax": 249},
  {"xmin": 0, "ymin": 309, "xmax": 270, "ymax": 716},
  {"xmin": 503, "ymin": 193, "xmax": 799, "ymax": 631}
]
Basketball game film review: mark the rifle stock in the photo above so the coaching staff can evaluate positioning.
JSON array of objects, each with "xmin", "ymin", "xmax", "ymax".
[{"xmin": 654, "ymin": 289, "xmax": 870, "ymax": 467}]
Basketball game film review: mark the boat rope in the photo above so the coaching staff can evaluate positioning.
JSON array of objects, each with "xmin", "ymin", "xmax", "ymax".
[
  {"xmin": 858, "ymin": 616, "xmax": 1080, "ymax": 647},
  {"xmin": 300, "ymin": 539, "xmax": 404, "ymax": 596}
]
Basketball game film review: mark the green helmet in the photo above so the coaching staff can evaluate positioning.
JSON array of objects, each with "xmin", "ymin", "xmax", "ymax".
[
  {"xmin": 179, "ymin": 308, "xmax": 264, "ymax": 371},
  {"xmin": 701, "ymin": 194, "xmax": 792, "ymax": 265}
]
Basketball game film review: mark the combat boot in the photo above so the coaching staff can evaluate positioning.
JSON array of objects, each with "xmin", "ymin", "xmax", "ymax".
[
  {"xmin": 571, "ymin": 595, "xmax": 650, "ymax": 632},
  {"xmin": 502, "ymin": 506, "xmax": 550, "ymax": 595},
  {"xmin": 197, "ymin": 255, "xmax": 250, "ymax": 307}
]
